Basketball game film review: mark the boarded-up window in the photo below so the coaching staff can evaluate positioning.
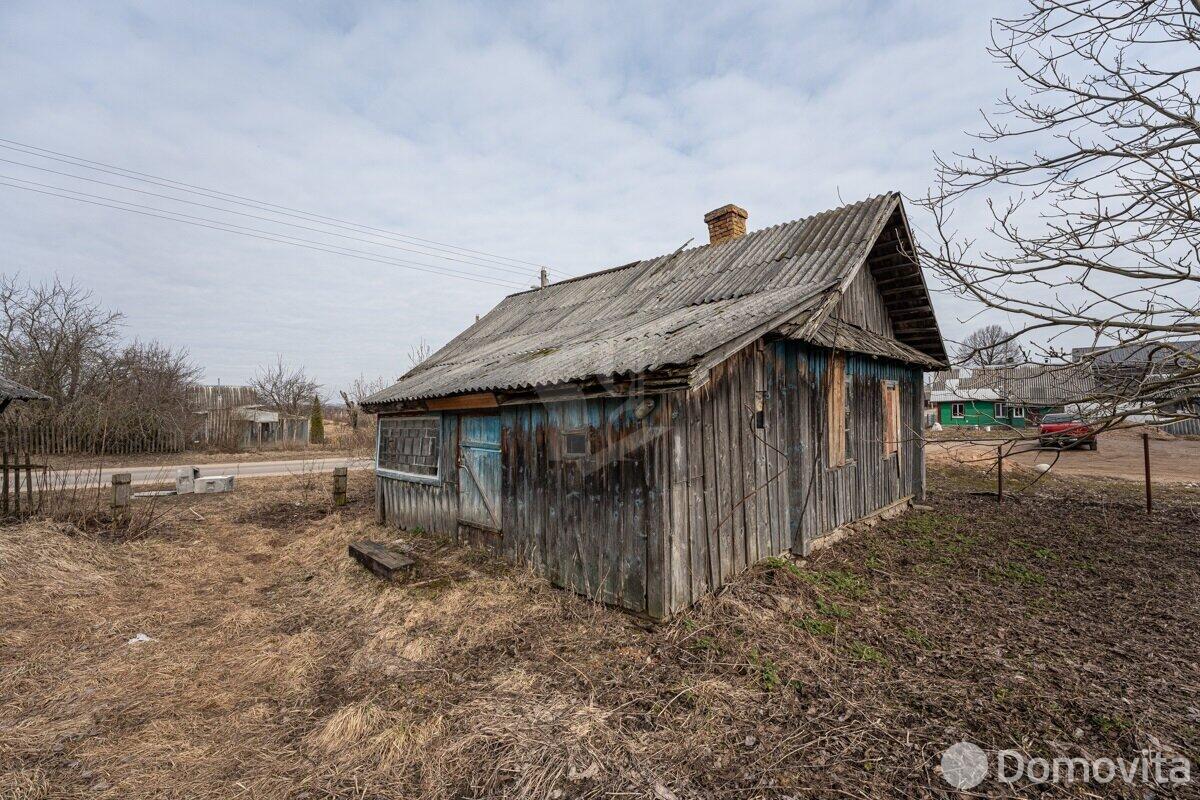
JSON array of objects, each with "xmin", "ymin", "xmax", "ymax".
[
  {"xmin": 378, "ymin": 415, "xmax": 440, "ymax": 477},
  {"xmin": 827, "ymin": 353, "xmax": 847, "ymax": 466},
  {"xmin": 882, "ymin": 380, "xmax": 901, "ymax": 457}
]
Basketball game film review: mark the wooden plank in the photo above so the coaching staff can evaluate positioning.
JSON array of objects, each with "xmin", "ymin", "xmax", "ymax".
[
  {"xmin": 625, "ymin": 403, "xmax": 649, "ymax": 613},
  {"xmin": 687, "ymin": 389, "xmax": 708, "ymax": 603},
  {"xmin": 738, "ymin": 349, "xmax": 759, "ymax": 567},
  {"xmin": 753, "ymin": 344, "xmax": 772, "ymax": 561},
  {"xmin": 726, "ymin": 355, "xmax": 746, "ymax": 575},
  {"xmin": 426, "ymin": 392, "xmax": 499, "ymax": 411},
  {"xmin": 700, "ymin": 382, "xmax": 721, "ymax": 591},
  {"xmin": 604, "ymin": 402, "xmax": 622, "ymax": 603},
  {"xmin": 668, "ymin": 394, "xmax": 691, "ymax": 614},
  {"xmin": 651, "ymin": 394, "xmax": 677, "ymax": 618},
  {"xmin": 349, "ymin": 540, "xmax": 417, "ymax": 582},
  {"xmin": 712, "ymin": 364, "xmax": 733, "ymax": 585}
]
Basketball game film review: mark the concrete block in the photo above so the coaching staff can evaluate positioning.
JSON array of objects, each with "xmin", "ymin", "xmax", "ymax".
[
  {"xmin": 176, "ymin": 467, "xmax": 200, "ymax": 494},
  {"xmin": 194, "ymin": 475, "xmax": 235, "ymax": 494}
]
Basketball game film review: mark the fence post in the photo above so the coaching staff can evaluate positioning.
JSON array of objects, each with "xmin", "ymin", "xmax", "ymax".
[
  {"xmin": 24, "ymin": 452, "xmax": 33, "ymax": 511},
  {"xmin": 112, "ymin": 473, "xmax": 132, "ymax": 513},
  {"xmin": 333, "ymin": 466, "xmax": 348, "ymax": 507},
  {"xmin": 1143, "ymin": 431, "xmax": 1152, "ymax": 515},
  {"xmin": 997, "ymin": 445, "xmax": 1004, "ymax": 504}
]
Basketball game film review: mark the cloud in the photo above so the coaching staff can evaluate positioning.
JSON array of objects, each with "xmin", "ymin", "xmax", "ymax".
[{"xmin": 0, "ymin": 0, "xmax": 1021, "ymax": 389}]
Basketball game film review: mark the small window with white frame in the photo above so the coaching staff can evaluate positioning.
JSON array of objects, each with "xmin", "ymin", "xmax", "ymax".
[
  {"xmin": 995, "ymin": 402, "xmax": 1007, "ymax": 419},
  {"xmin": 951, "ymin": 402, "xmax": 965, "ymax": 419},
  {"xmin": 1011, "ymin": 405, "xmax": 1025, "ymax": 419},
  {"xmin": 377, "ymin": 415, "xmax": 440, "ymax": 480}
]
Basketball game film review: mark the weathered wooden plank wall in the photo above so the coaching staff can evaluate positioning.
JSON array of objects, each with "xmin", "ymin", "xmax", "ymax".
[
  {"xmin": 496, "ymin": 398, "xmax": 665, "ymax": 615},
  {"xmin": 834, "ymin": 264, "xmax": 895, "ymax": 336},
  {"xmin": 662, "ymin": 343, "xmax": 793, "ymax": 612},
  {"xmin": 660, "ymin": 340, "xmax": 923, "ymax": 615},
  {"xmin": 377, "ymin": 340, "xmax": 925, "ymax": 619},
  {"xmin": 786, "ymin": 344, "xmax": 923, "ymax": 553},
  {"xmin": 378, "ymin": 398, "xmax": 665, "ymax": 615}
]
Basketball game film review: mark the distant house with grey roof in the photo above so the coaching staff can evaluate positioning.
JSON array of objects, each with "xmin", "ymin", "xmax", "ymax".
[
  {"xmin": 928, "ymin": 363, "xmax": 1094, "ymax": 428},
  {"xmin": 362, "ymin": 194, "xmax": 947, "ymax": 618}
]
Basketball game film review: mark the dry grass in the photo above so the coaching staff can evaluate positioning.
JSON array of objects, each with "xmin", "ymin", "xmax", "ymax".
[{"xmin": 2, "ymin": 467, "xmax": 1198, "ymax": 798}]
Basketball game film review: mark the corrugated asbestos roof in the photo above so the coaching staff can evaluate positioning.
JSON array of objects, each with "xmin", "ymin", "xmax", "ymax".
[
  {"xmin": 0, "ymin": 374, "xmax": 48, "ymax": 403},
  {"xmin": 929, "ymin": 364, "xmax": 1095, "ymax": 405},
  {"xmin": 365, "ymin": 193, "xmax": 937, "ymax": 406},
  {"xmin": 803, "ymin": 318, "xmax": 944, "ymax": 369}
]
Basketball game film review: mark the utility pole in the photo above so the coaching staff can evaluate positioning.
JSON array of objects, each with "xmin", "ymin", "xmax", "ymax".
[{"xmin": 539, "ymin": 268, "xmax": 549, "ymax": 288}]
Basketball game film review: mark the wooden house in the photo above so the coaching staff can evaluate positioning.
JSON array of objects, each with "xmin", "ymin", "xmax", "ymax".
[
  {"xmin": 189, "ymin": 386, "xmax": 310, "ymax": 450},
  {"xmin": 928, "ymin": 364, "xmax": 1094, "ymax": 428},
  {"xmin": 361, "ymin": 194, "xmax": 948, "ymax": 618}
]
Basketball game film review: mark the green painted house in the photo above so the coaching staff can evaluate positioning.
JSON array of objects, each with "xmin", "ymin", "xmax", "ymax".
[{"xmin": 927, "ymin": 365, "xmax": 1093, "ymax": 429}]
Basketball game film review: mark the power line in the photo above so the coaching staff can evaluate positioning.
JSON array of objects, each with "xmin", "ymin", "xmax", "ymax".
[
  {"xmin": 0, "ymin": 156, "xmax": 541, "ymax": 281},
  {"xmin": 0, "ymin": 137, "xmax": 572, "ymax": 277},
  {"xmin": 0, "ymin": 178, "xmax": 527, "ymax": 290}
]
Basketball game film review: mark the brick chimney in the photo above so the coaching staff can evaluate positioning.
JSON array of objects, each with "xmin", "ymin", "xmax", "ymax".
[{"xmin": 704, "ymin": 204, "xmax": 748, "ymax": 245}]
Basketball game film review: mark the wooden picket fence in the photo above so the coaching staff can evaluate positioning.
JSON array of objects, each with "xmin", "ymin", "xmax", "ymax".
[
  {"xmin": 0, "ymin": 418, "xmax": 185, "ymax": 457},
  {"xmin": 0, "ymin": 451, "xmax": 48, "ymax": 517}
]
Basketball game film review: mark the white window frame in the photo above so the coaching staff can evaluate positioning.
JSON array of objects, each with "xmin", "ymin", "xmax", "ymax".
[
  {"xmin": 994, "ymin": 402, "xmax": 1007, "ymax": 418},
  {"xmin": 1011, "ymin": 405, "xmax": 1025, "ymax": 419},
  {"xmin": 376, "ymin": 414, "xmax": 442, "ymax": 484},
  {"xmin": 951, "ymin": 402, "xmax": 965, "ymax": 419}
]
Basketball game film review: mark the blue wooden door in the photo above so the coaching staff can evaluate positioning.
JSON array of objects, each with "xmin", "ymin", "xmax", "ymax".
[{"xmin": 458, "ymin": 414, "xmax": 502, "ymax": 531}]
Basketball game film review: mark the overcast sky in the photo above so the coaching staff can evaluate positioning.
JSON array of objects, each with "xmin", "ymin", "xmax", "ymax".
[{"xmin": 0, "ymin": 1, "xmax": 1020, "ymax": 392}]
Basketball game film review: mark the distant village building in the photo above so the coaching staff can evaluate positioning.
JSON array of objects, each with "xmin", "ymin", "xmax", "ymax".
[
  {"xmin": 362, "ymin": 194, "xmax": 947, "ymax": 618},
  {"xmin": 190, "ymin": 386, "xmax": 310, "ymax": 449},
  {"xmin": 927, "ymin": 364, "xmax": 1094, "ymax": 428},
  {"xmin": 1072, "ymin": 340, "xmax": 1200, "ymax": 435}
]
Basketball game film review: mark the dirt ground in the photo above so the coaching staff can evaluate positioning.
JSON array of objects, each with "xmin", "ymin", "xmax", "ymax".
[
  {"xmin": 930, "ymin": 427, "xmax": 1200, "ymax": 485},
  {"xmin": 2, "ymin": 466, "xmax": 1198, "ymax": 798}
]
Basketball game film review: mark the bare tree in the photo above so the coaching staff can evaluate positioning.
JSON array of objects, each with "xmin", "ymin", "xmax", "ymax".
[
  {"xmin": 0, "ymin": 275, "xmax": 200, "ymax": 452},
  {"xmin": 250, "ymin": 356, "xmax": 320, "ymax": 417},
  {"xmin": 0, "ymin": 275, "xmax": 123, "ymax": 404},
  {"xmin": 956, "ymin": 325, "xmax": 1023, "ymax": 367},
  {"xmin": 97, "ymin": 340, "xmax": 203, "ymax": 443},
  {"xmin": 340, "ymin": 374, "xmax": 390, "ymax": 429},
  {"xmin": 407, "ymin": 339, "xmax": 432, "ymax": 369},
  {"xmin": 918, "ymin": 0, "xmax": 1200, "ymax": 423}
]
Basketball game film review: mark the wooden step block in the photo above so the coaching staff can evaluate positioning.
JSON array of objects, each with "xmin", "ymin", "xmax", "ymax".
[{"xmin": 349, "ymin": 540, "xmax": 416, "ymax": 582}]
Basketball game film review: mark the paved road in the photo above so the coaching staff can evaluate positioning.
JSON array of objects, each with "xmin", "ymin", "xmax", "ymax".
[{"xmin": 55, "ymin": 457, "xmax": 375, "ymax": 488}]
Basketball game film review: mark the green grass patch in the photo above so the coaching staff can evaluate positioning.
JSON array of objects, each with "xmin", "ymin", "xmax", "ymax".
[
  {"xmin": 810, "ymin": 569, "xmax": 868, "ymax": 598},
  {"xmin": 850, "ymin": 643, "xmax": 886, "ymax": 664},
  {"xmin": 795, "ymin": 617, "xmax": 836, "ymax": 636},
  {"xmin": 990, "ymin": 562, "xmax": 1045, "ymax": 586},
  {"xmin": 748, "ymin": 650, "xmax": 783, "ymax": 691},
  {"xmin": 1091, "ymin": 713, "xmax": 1132, "ymax": 734},
  {"xmin": 764, "ymin": 559, "xmax": 868, "ymax": 599},
  {"xmin": 900, "ymin": 626, "xmax": 931, "ymax": 648},
  {"xmin": 763, "ymin": 556, "xmax": 805, "ymax": 580},
  {"xmin": 816, "ymin": 598, "xmax": 851, "ymax": 618}
]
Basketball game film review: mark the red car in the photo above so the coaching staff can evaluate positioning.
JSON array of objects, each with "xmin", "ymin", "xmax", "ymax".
[{"xmin": 1038, "ymin": 413, "xmax": 1099, "ymax": 450}]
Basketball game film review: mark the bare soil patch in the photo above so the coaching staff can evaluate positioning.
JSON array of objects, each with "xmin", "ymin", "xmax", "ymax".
[
  {"xmin": 1, "ymin": 467, "xmax": 1197, "ymax": 798},
  {"xmin": 930, "ymin": 426, "xmax": 1200, "ymax": 485}
]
